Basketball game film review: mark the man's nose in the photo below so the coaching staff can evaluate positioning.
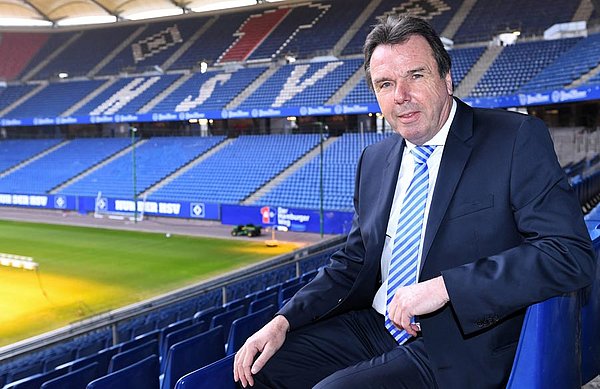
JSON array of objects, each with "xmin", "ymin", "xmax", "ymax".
[{"xmin": 393, "ymin": 82, "xmax": 410, "ymax": 104}]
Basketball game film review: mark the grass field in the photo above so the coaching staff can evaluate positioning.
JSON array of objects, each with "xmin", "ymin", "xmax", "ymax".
[{"xmin": 0, "ymin": 219, "xmax": 299, "ymax": 347}]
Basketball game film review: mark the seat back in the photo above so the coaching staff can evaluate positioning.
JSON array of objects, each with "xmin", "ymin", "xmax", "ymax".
[
  {"xmin": 175, "ymin": 354, "xmax": 235, "ymax": 389},
  {"xmin": 226, "ymin": 305, "xmax": 277, "ymax": 355},
  {"xmin": 87, "ymin": 355, "xmax": 159, "ymax": 389},
  {"xmin": 210, "ymin": 306, "xmax": 245, "ymax": 343},
  {"xmin": 582, "ymin": 222, "xmax": 600, "ymax": 384},
  {"xmin": 3, "ymin": 366, "xmax": 67, "ymax": 389},
  {"xmin": 507, "ymin": 292, "xmax": 581, "ymax": 388},
  {"xmin": 162, "ymin": 320, "xmax": 209, "ymax": 371},
  {"xmin": 41, "ymin": 362, "xmax": 99, "ymax": 389},
  {"xmin": 161, "ymin": 326, "xmax": 225, "ymax": 389},
  {"xmin": 109, "ymin": 339, "xmax": 159, "ymax": 373},
  {"xmin": 248, "ymin": 293, "xmax": 279, "ymax": 314}
]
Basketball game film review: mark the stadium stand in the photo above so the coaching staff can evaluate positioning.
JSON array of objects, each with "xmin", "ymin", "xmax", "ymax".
[
  {"xmin": 150, "ymin": 134, "xmax": 323, "ymax": 203},
  {"xmin": 255, "ymin": 132, "xmax": 389, "ymax": 211},
  {"xmin": 58, "ymin": 135, "xmax": 225, "ymax": 198},
  {"xmin": 0, "ymin": 32, "xmax": 48, "ymax": 82},
  {"xmin": 0, "ymin": 138, "xmax": 130, "ymax": 194},
  {"xmin": 1, "ymin": 0, "xmax": 600, "ymax": 387}
]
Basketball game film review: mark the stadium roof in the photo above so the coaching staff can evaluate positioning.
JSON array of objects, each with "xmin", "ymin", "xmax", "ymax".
[{"xmin": 0, "ymin": 0, "xmax": 285, "ymax": 27}]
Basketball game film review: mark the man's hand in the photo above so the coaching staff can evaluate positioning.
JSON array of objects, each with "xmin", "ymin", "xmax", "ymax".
[
  {"xmin": 388, "ymin": 276, "xmax": 449, "ymax": 336},
  {"xmin": 233, "ymin": 315, "xmax": 290, "ymax": 387}
]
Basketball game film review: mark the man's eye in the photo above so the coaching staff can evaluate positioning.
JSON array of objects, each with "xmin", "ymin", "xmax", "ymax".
[
  {"xmin": 380, "ymin": 82, "xmax": 391, "ymax": 89},
  {"xmin": 412, "ymin": 73, "xmax": 424, "ymax": 79}
]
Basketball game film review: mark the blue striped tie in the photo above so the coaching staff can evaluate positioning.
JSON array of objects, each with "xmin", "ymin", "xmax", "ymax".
[{"xmin": 385, "ymin": 145, "xmax": 436, "ymax": 344}]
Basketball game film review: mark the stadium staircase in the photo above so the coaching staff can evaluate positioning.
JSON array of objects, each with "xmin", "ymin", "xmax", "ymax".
[
  {"xmin": 326, "ymin": 62, "xmax": 365, "ymax": 105},
  {"xmin": 440, "ymin": 0, "xmax": 477, "ymax": 39},
  {"xmin": 455, "ymin": 45, "xmax": 503, "ymax": 98},
  {"xmin": 242, "ymin": 136, "xmax": 337, "ymax": 205},
  {"xmin": 140, "ymin": 138, "xmax": 232, "ymax": 199},
  {"xmin": 225, "ymin": 64, "xmax": 278, "ymax": 110},
  {"xmin": 0, "ymin": 140, "xmax": 67, "ymax": 180},
  {"xmin": 61, "ymin": 78, "xmax": 118, "ymax": 117},
  {"xmin": 331, "ymin": 0, "xmax": 383, "ymax": 57},
  {"xmin": 87, "ymin": 26, "xmax": 148, "ymax": 78},
  {"xmin": 138, "ymin": 73, "xmax": 195, "ymax": 114},
  {"xmin": 21, "ymin": 32, "xmax": 82, "ymax": 82},
  {"xmin": 160, "ymin": 16, "xmax": 218, "ymax": 72},
  {"xmin": 50, "ymin": 139, "xmax": 148, "ymax": 194},
  {"xmin": 573, "ymin": 0, "xmax": 595, "ymax": 22}
]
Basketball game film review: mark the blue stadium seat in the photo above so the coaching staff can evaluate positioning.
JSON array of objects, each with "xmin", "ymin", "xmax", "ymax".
[
  {"xmin": 161, "ymin": 321, "xmax": 210, "ymax": 372},
  {"xmin": 108, "ymin": 339, "xmax": 158, "ymax": 373},
  {"xmin": 2, "ymin": 366, "xmax": 68, "ymax": 389},
  {"xmin": 226, "ymin": 305, "xmax": 277, "ymax": 355},
  {"xmin": 87, "ymin": 355, "xmax": 160, "ymax": 389},
  {"xmin": 40, "ymin": 362, "xmax": 99, "ymax": 389},
  {"xmin": 210, "ymin": 306, "xmax": 245, "ymax": 343},
  {"xmin": 506, "ymin": 292, "xmax": 581, "ymax": 388},
  {"xmin": 174, "ymin": 354, "xmax": 236, "ymax": 389},
  {"xmin": 581, "ymin": 222, "xmax": 600, "ymax": 384},
  {"xmin": 161, "ymin": 326, "xmax": 225, "ymax": 389}
]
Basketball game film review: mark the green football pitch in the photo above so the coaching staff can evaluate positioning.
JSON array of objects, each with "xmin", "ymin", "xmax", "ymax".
[{"xmin": 0, "ymin": 219, "xmax": 299, "ymax": 347}]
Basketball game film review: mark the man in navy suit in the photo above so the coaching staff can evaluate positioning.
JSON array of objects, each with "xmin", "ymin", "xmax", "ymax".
[{"xmin": 234, "ymin": 14, "xmax": 595, "ymax": 388}]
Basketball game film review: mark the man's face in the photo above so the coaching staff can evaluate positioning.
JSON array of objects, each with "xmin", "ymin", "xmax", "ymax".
[{"xmin": 369, "ymin": 35, "xmax": 453, "ymax": 145}]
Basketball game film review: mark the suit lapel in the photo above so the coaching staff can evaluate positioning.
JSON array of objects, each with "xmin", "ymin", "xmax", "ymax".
[
  {"xmin": 371, "ymin": 136, "xmax": 404, "ymax": 254},
  {"xmin": 420, "ymin": 99, "xmax": 474, "ymax": 272}
]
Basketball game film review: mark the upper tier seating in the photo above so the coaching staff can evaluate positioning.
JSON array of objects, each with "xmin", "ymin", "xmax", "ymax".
[
  {"xmin": 454, "ymin": 0, "xmax": 581, "ymax": 43},
  {"xmin": 285, "ymin": 0, "xmax": 366, "ymax": 59},
  {"xmin": 152, "ymin": 67, "xmax": 267, "ymax": 113},
  {"xmin": 33, "ymin": 25, "xmax": 138, "ymax": 80},
  {"xmin": 238, "ymin": 58, "xmax": 363, "ymax": 109},
  {"xmin": 342, "ymin": 0, "xmax": 461, "ymax": 55},
  {"xmin": 243, "ymin": 5, "xmax": 324, "ymax": 62},
  {"xmin": 0, "ymin": 138, "xmax": 131, "ymax": 194},
  {"xmin": 469, "ymin": 37, "xmax": 581, "ymax": 97},
  {"xmin": 0, "ymin": 32, "xmax": 48, "ymax": 82},
  {"xmin": 19, "ymin": 32, "xmax": 73, "ymax": 80},
  {"xmin": 520, "ymin": 33, "xmax": 600, "ymax": 92},
  {"xmin": 73, "ymin": 75, "xmax": 182, "ymax": 116},
  {"xmin": 58, "ymin": 136, "xmax": 225, "ymax": 198},
  {"xmin": 220, "ymin": 8, "xmax": 290, "ymax": 63},
  {"xmin": 97, "ymin": 18, "xmax": 207, "ymax": 76},
  {"xmin": 150, "ymin": 134, "xmax": 322, "ymax": 203},
  {"xmin": 168, "ymin": 11, "xmax": 254, "ymax": 70},
  {"xmin": 255, "ymin": 132, "xmax": 390, "ymax": 211}
]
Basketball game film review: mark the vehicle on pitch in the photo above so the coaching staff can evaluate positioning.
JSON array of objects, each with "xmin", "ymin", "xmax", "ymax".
[{"xmin": 231, "ymin": 224, "xmax": 262, "ymax": 237}]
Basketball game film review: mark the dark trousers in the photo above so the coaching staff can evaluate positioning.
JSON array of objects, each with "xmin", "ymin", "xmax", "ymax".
[{"xmin": 252, "ymin": 308, "xmax": 438, "ymax": 389}]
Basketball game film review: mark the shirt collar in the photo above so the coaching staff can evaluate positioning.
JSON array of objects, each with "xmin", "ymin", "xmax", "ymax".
[{"xmin": 405, "ymin": 98, "xmax": 456, "ymax": 151}]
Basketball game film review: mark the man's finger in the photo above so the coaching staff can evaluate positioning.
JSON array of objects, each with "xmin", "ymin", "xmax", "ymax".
[{"xmin": 251, "ymin": 342, "xmax": 279, "ymax": 375}]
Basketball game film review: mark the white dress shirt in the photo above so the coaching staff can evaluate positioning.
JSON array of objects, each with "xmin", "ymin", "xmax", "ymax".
[{"xmin": 372, "ymin": 100, "xmax": 457, "ymax": 315}]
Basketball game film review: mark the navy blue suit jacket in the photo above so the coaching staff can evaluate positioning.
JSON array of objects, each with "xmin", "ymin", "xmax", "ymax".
[{"xmin": 278, "ymin": 99, "xmax": 595, "ymax": 388}]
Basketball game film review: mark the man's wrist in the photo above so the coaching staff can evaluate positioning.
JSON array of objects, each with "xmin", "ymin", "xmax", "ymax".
[{"xmin": 273, "ymin": 314, "xmax": 291, "ymax": 332}]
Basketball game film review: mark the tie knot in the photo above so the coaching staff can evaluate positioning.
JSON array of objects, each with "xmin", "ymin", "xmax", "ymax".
[{"xmin": 411, "ymin": 145, "xmax": 436, "ymax": 165}]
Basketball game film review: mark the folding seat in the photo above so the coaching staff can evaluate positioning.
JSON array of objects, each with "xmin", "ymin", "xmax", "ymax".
[
  {"xmin": 210, "ymin": 306, "xmax": 245, "ymax": 343},
  {"xmin": 280, "ymin": 281, "xmax": 307, "ymax": 305},
  {"xmin": 159, "ymin": 318, "xmax": 193, "ymax": 357},
  {"xmin": 5, "ymin": 361, "xmax": 44, "ymax": 384},
  {"xmin": 161, "ymin": 326, "xmax": 225, "ymax": 389},
  {"xmin": 162, "ymin": 321, "xmax": 210, "ymax": 371},
  {"xmin": 121, "ymin": 329, "xmax": 160, "ymax": 352},
  {"xmin": 248, "ymin": 292, "xmax": 279, "ymax": 314},
  {"xmin": 56, "ymin": 347, "xmax": 117, "ymax": 378},
  {"xmin": 108, "ymin": 339, "xmax": 159, "ymax": 373},
  {"xmin": 43, "ymin": 349, "xmax": 77, "ymax": 372},
  {"xmin": 87, "ymin": 355, "xmax": 159, "ymax": 389},
  {"xmin": 41, "ymin": 362, "xmax": 99, "ymax": 389},
  {"xmin": 2, "ymin": 365, "xmax": 68, "ymax": 389},
  {"xmin": 175, "ymin": 354, "xmax": 235, "ymax": 389},
  {"xmin": 226, "ymin": 305, "xmax": 277, "ymax": 355}
]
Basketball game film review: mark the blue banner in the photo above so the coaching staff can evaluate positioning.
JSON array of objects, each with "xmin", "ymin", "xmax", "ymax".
[{"xmin": 221, "ymin": 204, "xmax": 353, "ymax": 235}]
